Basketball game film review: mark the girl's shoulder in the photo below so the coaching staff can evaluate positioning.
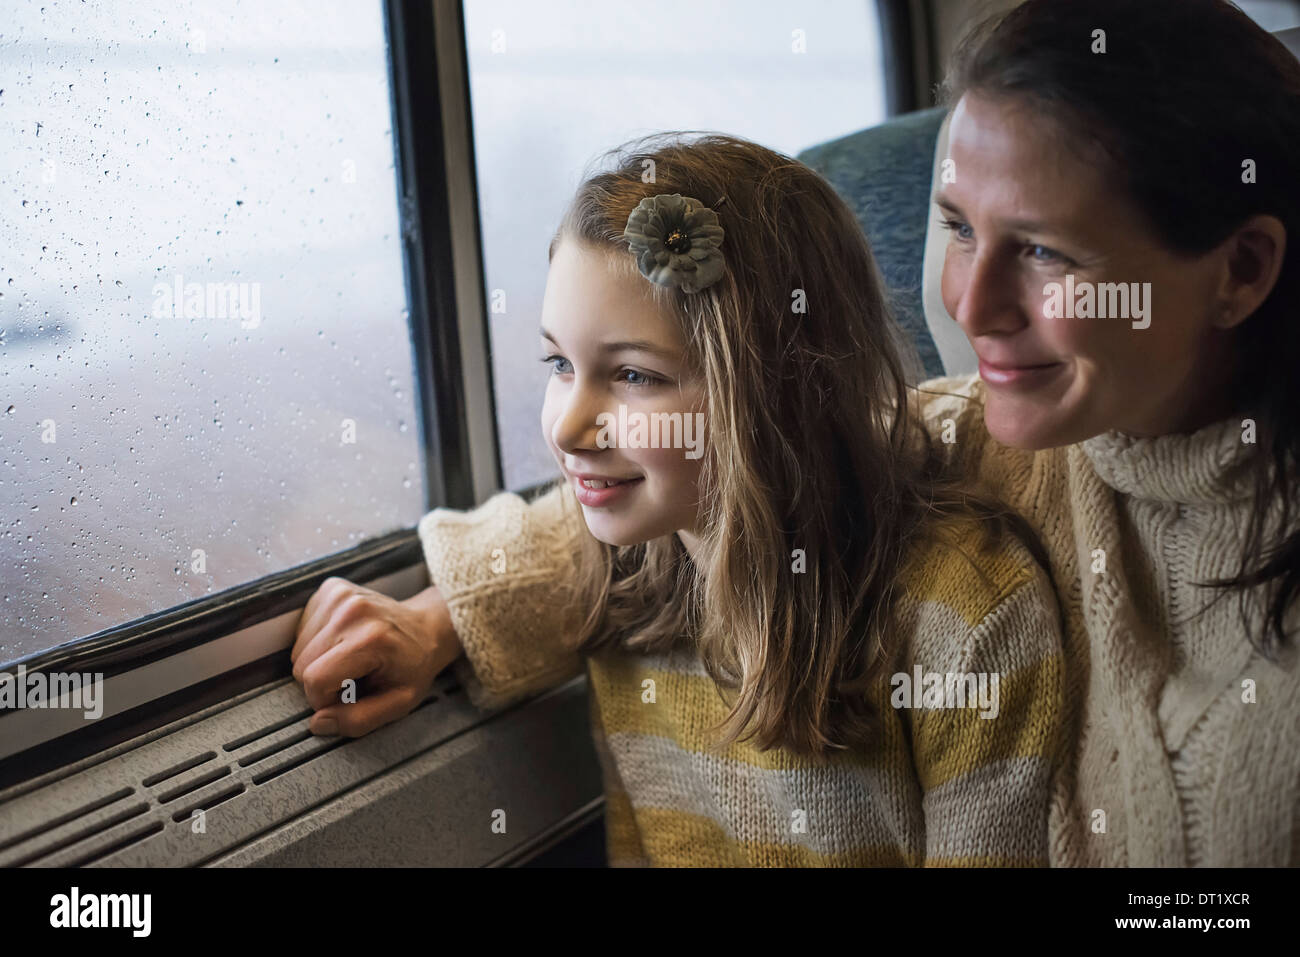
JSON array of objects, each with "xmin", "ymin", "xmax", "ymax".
[
  {"xmin": 890, "ymin": 510, "xmax": 1066, "ymax": 844},
  {"xmin": 895, "ymin": 375, "xmax": 1065, "ymax": 698},
  {"xmin": 897, "ymin": 511, "xmax": 1049, "ymax": 628},
  {"xmin": 893, "ymin": 509, "xmax": 1063, "ymax": 674}
]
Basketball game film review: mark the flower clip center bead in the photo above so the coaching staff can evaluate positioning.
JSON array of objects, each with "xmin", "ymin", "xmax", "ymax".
[{"xmin": 664, "ymin": 228, "xmax": 692, "ymax": 254}]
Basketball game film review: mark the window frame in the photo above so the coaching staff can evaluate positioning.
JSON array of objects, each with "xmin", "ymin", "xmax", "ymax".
[
  {"xmin": 0, "ymin": 0, "xmax": 498, "ymax": 787},
  {"xmin": 878, "ymin": 0, "xmax": 927, "ymax": 115}
]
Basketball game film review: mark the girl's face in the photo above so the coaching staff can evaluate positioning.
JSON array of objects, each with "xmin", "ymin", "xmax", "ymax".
[
  {"xmin": 539, "ymin": 238, "xmax": 707, "ymax": 548},
  {"xmin": 938, "ymin": 92, "xmax": 1241, "ymax": 449}
]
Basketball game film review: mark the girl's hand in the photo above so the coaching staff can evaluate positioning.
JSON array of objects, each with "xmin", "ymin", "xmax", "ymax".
[{"xmin": 290, "ymin": 579, "xmax": 463, "ymax": 737}]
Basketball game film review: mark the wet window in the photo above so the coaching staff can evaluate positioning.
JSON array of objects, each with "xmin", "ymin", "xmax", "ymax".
[
  {"xmin": 464, "ymin": 0, "xmax": 888, "ymax": 490},
  {"xmin": 0, "ymin": 1, "xmax": 422, "ymax": 663}
]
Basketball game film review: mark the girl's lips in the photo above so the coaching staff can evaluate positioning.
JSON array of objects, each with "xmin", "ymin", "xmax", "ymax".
[
  {"xmin": 572, "ymin": 474, "xmax": 644, "ymax": 507},
  {"xmin": 978, "ymin": 359, "xmax": 1066, "ymax": 389}
]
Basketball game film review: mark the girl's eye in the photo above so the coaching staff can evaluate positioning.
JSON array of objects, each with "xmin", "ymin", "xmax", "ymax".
[
  {"xmin": 617, "ymin": 367, "xmax": 661, "ymax": 388},
  {"xmin": 540, "ymin": 354, "xmax": 572, "ymax": 375},
  {"xmin": 939, "ymin": 217, "xmax": 974, "ymax": 241}
]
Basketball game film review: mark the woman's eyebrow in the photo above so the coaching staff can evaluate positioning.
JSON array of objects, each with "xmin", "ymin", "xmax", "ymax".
[
  {"xmin": 935, "ymin": 194, "xmax": 1060, "ymax": 234},
  {"xmin": 934, "ymin": 193, "xmax": 962, "ymax": 215}
]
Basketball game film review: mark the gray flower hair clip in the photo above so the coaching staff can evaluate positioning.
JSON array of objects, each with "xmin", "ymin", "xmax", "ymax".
[{"xmin": 623, "ymin": 193, "xmax": 726, "ymax": 294}]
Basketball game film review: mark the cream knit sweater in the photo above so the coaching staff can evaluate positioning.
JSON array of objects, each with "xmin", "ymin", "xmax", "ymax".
[{"xmin": 920, "ymin": 374, "xmax": 1299, "ymax": 866}]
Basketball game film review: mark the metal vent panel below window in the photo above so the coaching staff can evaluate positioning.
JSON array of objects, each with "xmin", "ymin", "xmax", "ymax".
[{"xmin": 0, "ymin": 670, "xmax": 482, "ymax": 867}]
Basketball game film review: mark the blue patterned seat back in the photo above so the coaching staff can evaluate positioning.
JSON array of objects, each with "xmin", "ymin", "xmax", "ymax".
[{"xmin": 797, "ymin": 107, "xmax": 947, "ymax": 379}]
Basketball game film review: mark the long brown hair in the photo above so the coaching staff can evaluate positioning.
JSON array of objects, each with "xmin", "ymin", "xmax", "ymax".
[
  {"xmin": 549, "ymin": 132, "xmax": 1040, "ymax": 757},
  {"xmin": 942, "ymin": 0, "xmax": 1300, "ymax": 654}
]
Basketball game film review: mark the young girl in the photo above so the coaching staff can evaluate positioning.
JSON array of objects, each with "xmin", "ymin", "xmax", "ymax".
[{"xmin": 403, "ymin": 134, "xmax": 1064, "ymax": 866}]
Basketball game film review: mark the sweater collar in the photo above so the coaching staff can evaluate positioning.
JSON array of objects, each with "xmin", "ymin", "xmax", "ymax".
[{"xmin": 1080, "ymin": 417, "xmax": 1255, "ymax": 505}]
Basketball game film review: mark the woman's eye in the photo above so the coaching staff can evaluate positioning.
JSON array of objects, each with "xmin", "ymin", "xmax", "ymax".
[
  {"xmin": 1027, "ymin": 243, "xmax": 1075, "ymax": 266},
  {"xmin": 939, "ymin": 218, "xmax": 974, "ymax": 241},
  {"xmin": 540, "ymin": 354, "xmax": 572, "ymax": 375}
]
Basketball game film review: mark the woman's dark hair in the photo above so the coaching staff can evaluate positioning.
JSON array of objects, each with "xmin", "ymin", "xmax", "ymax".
[{"xmin": 942, "ymin": 0, "xmax": 1300, "ymax": 654}]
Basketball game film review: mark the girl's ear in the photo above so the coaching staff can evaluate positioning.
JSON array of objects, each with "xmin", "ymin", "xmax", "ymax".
[{"xmin": 1214, "ymin": 213, "xmax": 1286, "ymax": 330}]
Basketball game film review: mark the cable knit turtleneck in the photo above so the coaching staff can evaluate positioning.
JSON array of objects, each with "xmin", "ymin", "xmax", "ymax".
[
  {"xmin": 922, "ymin": 375, "xmax": 1300, "ymax": 866},
  {"xmin": 1082, "ymin": 420, "xmax": 1262, "ymax": 865},
  {"xmin": 1082, "ymin": 417, "xmax": 1255, "ymax": 504}
]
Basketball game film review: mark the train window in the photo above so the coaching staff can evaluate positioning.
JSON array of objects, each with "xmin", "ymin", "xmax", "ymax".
[
  {"xmin": 0, "ymin": 1, "xmax": 423, "ymax": 664},
  {"xmin": 464, "ymin": 0, "xmax": 890, "ymax": 490}
]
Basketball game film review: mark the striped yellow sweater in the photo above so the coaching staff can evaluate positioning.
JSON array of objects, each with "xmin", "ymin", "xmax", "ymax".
[{"xmin": 417, "ymin": 484, "xmax": 1065, "ymax": 867}]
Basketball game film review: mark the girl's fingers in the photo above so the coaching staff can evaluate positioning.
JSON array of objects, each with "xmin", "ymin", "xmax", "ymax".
[{"xmin": 308, "ymin": 685, "xmax": 418, "ymax": 738}]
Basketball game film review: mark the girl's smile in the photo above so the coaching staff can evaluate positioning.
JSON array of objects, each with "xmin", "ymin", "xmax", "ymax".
[{"xmin": 569, "ymin": 471, "xmax": 645, "ymax": 507}]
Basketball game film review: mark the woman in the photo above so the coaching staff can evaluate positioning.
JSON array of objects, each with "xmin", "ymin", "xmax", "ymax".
[
  {"xmin": 922, "ymin": 0, "xmax": 1299, "ymax": 866},
  {"xmin": 293, "ymin": 0, "xmax": 1299, "ymax": 866}
]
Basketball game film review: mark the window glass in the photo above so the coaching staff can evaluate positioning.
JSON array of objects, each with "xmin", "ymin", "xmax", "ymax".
[
  {"xmin": 464, "ymin": 0, "xmax": 887, "ymax": 489},
  {"xmin": 0, "ymin": 0, "xmax": 423, "ymax": 663}
]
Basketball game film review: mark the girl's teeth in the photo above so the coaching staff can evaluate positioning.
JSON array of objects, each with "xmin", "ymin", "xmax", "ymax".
[{"xmin": 582, "ymin": 478, "xmax": 624, "ymax": 489}]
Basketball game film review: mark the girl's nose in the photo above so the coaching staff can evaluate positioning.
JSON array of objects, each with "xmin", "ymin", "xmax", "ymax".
[
  {"xmin": 952, "ymin": 249, "xmax": 1028, "ymax": 339},
  {"xmin": 550, "ymin": 386, "xmax": 609, "ymax": 456}
]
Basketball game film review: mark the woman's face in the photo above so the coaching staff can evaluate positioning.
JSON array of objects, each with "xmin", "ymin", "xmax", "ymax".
[
  {"xmin": 539, "ymin": 238, "xmax": 706, "ymax": 547},
  {"xmin": 938, "ymin": 92, "xmax": 1240, "ymax": 449}
]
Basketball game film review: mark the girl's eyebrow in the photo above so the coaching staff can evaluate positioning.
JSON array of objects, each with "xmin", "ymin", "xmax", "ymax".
[
  {"xmin": 539, "ymin": 326, "xmax": 677, "ymax": 360},
  {"xmin": 600, "ymin": 339, "xmax": 678, "ymax": 360}
]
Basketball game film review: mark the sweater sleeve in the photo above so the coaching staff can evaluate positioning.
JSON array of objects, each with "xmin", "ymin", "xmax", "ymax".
[
  {"xmin": 912, "ymin": 372, "xmax": 987, "ymax": 468},
  {"xmin": 416, "ymin": 483, "xmax": 589, "ymax": 711},
  {"xmin": 903, "ymin": 551, "xmax": 1066, "ymax": 867}
]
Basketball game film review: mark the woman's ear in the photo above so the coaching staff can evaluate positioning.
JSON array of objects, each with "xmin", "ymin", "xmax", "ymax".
[{"xmin": 1214, "ymin": 213, "xmax": 1287, "ymax": 329}]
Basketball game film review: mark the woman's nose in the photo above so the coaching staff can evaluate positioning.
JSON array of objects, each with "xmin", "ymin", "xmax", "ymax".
[{"xmin": 951, "ymin": 249, "xmax": 1028, "ymax": 339}]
